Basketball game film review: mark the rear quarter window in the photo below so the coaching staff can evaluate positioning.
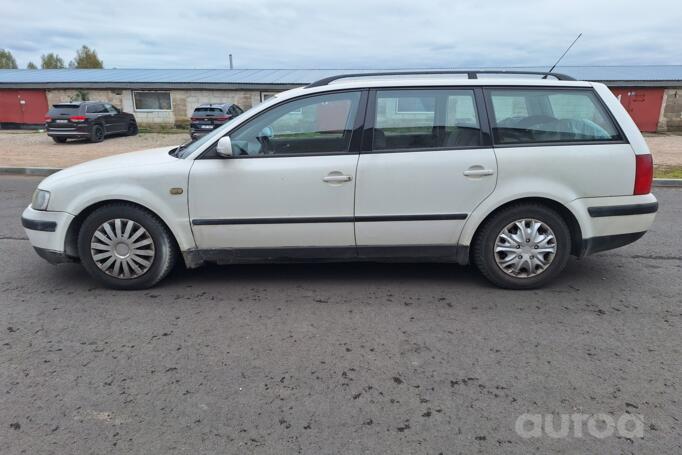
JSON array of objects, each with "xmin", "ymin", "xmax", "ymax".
[{"xmin": 487, "ymin": 88, "xmax": 622, "ymax": 145}]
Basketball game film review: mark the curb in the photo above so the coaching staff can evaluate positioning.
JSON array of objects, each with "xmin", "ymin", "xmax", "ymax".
[
  {"xmin": 0, "ymin": 167, "xmax": 61, "ymax": 177},
  {"xmin": 1, "ymin": 166, "xmax": 682, "ymax": 187},
  {"xmin": 653, "ymin": 179, "xmax": 682, "ymax": 187}
]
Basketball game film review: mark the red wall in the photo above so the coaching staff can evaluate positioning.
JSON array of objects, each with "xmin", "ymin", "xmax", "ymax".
[
  {"xmin": 0, "ymin": 90, "xmax": 49, "ymax": 124},
  {"xmin": 610, "ymin": 87, "xmax": 664, "ymax": 133}
]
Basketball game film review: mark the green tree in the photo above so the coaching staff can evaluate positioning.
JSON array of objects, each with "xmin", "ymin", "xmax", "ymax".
[
  {"xmin": 26, "ymin": 61, "xmax": 38, "ymax": 69},
  {"xmin": 0, "ymin": 49, "xmax": 18, "ymax": 69},
  {"xmin": 69, "ymin": 45, "xmax": 103, "ymax": 68},
  {"xmin": 41, "ymin": 53, "xmax": 65, "ymax": 69}
]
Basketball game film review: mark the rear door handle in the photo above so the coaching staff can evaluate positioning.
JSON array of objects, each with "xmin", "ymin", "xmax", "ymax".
[
  {"xmin": 323, "ymin": 173, "xmax": 352, "ymax": 183},
  {"xmin": 463, "ymin": 169, "xmax": 495, "ymax": 177}
]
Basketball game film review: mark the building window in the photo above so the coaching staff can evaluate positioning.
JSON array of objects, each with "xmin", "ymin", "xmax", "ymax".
[
  {"xmin": 260, "ymin": 92, "xmax": 279, "ymax": 102},
  {"xmin": 133, "ymin": 91, "xmax": 172, "ymax": 111}
]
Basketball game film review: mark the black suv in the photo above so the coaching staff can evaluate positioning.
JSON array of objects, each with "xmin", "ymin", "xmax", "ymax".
[
  {"xmin": 45, "ymin": 101, "xmax": 138, "ymax": 143},
  {"xmin": 190, "ymin": 103, "xmax": 243, "ymax": 139}
]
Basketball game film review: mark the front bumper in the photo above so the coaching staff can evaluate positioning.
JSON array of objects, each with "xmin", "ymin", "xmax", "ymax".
[{"xmin": 21, "ymin": 206, "xmax": 75, "ymax": 259}]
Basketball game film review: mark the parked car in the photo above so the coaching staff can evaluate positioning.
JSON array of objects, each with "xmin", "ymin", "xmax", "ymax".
[
  {"xmin": 45, "ymin": 101, "xmax": 138, "ymax": 143},
  {"xmin": 22, "ymin": 71, "xmax": 657, "ymax": 290},
  {"xmin": 190, "ymin": 103, "xmax": 243, "ymax": 139}
]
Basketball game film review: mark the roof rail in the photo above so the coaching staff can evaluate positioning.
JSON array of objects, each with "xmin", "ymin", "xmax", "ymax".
[{"xmin": 305, "ymin": 70, "xmax": 576, "ymax": 88}]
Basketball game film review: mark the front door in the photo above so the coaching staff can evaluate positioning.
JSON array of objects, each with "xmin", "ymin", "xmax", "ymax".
[
  {"xmin": 354, "ymin": 88, "xmax": 497, "ymax": 251},
  {"xmin": 188, "ymin": 90, "xmax": 365, "ymax": 255}
]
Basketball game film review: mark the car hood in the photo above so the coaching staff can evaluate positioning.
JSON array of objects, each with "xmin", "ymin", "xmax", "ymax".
[{"xmin": 40, "ymin": 146, "xmax": 180, "ymax": 186}]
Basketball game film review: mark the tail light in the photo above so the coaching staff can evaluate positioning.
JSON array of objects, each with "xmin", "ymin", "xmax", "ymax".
[
  {"xmin": 213, "ymin": 115, "xmax": 231, "ymax": 121},
  {"xmin": 69, "ymin": 115, "xmax": 87, "ymax": 122},
  {"xmin": 191, "ymin": 117, "xmax": 200, "ymax": 121},
  {"xmin": 633, "ymin": 154, "xmax": 653, "ymax": 195},
  {"xmin": 44, "ymin": 115, "xmax": 52, "ymax": 122}
]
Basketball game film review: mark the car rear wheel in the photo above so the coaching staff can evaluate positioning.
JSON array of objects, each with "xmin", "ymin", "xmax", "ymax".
[
  {"xmin": 52, "ymin": 137, "xmax": 67, "ymax": 144},
  {"xmin": 126, "ymin": 121, "xmax": 138, "ymax": 136},
  {"xmin": 472, "ymin": 203, "xmax": 571, "ymax": 289},
  {"xmin": 77, "ymin": 203, "xmax": 177, "ymax": 290},
  {"xmin": 90, "ymin": 124, "xmax": 105, "ymax": 143}
]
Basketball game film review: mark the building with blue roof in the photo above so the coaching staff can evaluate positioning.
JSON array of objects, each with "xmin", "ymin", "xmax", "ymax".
[{"xmin": 1, "ymin": 66, "xmax": 680, "ymax": 131}]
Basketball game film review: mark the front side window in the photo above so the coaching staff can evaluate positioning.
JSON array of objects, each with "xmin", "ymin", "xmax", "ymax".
[
  {"xmin": 229, "ymin": 91, "xmax": 361, "ymax": 156},
  {"xmin": 373, "ymin": 89, "xmax": 482, "ymax": 151},
  {"xmin": 133, "ymin": 91, "xmax": 172, "ymax": 111},
  {"xmin": 488, "ymin": 89, "xmax": 621, "ymax": 145}
]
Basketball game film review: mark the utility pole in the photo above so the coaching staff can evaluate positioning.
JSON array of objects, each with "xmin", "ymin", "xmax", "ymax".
[{"xmin": 229, "ymin": 54, "xmax": 233, "ymax": 70}]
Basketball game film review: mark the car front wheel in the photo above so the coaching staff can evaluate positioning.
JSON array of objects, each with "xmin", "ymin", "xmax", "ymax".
[
  {"xmin": 52, "ymin": 137, "xmax": 67, "ymax": 144},
  {"xmin": 126, "ymin": 121, "xmax": 138, "ymax": 136},
  {"xmin": 472, "ymin": 203, "xmax": 571, "ymax": 289},
  {"xmin": 77, "ymin": 203, "xmax": 176, "ymax": 289}
]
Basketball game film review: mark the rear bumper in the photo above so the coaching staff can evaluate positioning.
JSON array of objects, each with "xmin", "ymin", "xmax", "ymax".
[
  {"xmin": 47, "ymin": 130, "xmax": 90, "ymax": 138},
  {"xmin": 570, "ymin": 194, "xmax": 658, "ymax": 256},
  {"xmin": 580, "ymin": 231, "xmax": 646, "ymax": 256},
  {"xmin": 46, "ymin": 124, "xmax": 91, "ymax": 138}
]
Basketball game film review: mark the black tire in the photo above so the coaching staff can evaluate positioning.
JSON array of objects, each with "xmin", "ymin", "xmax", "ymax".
[
  {"xmin": 126, "ymin": 121, "xmax": 138, "ymax": 136},
  {"xmin": 52, "ymin": 137, "xmax": 68, "ymax": 144},
  {"xmin": 90, "ymin": 124, "xmax": 105, "ymax": 143},
  {"xmin": 472, "ymin": 203, "xmax": 571, "ymax": 289},
  {"xmin": 77, "ymin": 203, "xmax": 177, "ymax": 290}
]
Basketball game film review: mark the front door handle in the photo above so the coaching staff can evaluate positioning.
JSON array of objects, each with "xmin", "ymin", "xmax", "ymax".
[
  {"xmin": 463, "ymin": 169, "xmax": 495, "ymax": 177},
  {"xmin": 323, "ymin": 173, "xmax": 352, "ymax": 183}
]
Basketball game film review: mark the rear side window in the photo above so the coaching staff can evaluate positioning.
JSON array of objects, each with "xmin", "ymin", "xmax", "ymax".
[
  {"xmin": 373, "ymin": 89, "xmax": 482, "ymax": 151},
  {"xmin": 86, "ymin": 103, "xmax": 107, "ymax": 113},
  {"xmin": 488, "ymin": 89, "xmax": 622, "ymax": 145}
]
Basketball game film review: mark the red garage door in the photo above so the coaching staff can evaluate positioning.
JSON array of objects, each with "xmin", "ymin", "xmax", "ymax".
[
  {"xmin": 611, "ymin": 88, "xmax": 664, "ymax": 133},
  {"xmin": 0, "ymin": 90, "xmax": 49, "ymax": 124}
]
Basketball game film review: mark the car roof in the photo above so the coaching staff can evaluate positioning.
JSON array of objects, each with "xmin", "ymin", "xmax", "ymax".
[
  {"xmin": 195, "ymin": 103, "xmax": 233, "ymax": 108},
  {"xmin": 274, "ymin": 76, "xmax": 594, "ymax": 101}
]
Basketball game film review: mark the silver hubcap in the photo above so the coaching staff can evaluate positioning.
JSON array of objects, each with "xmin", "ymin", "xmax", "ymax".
[
  {"xmin": 90, "ymin": 218, "xmax": 155, "ymax": 279},
  {"xmin": 494, "ymin": 218, "xmax": 557, "ymax": 278}
]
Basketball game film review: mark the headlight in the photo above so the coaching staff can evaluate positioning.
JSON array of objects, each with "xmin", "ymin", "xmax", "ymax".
[{"xmin": 31, "ymin": 189, "xmax": 51, "ymax": 211}]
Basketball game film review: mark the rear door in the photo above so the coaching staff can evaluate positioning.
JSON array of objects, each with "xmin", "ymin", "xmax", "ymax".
[
  {"xmin": 105, "ymin": 103, "xmax": 127, "ymax": 132},
  {"xmin": 86, "ymin": 103, "xmax": 113, "ymax": 131},
  {"xmin": 354, "ymin": 88, "xmax": 497, "ymax": 250}
]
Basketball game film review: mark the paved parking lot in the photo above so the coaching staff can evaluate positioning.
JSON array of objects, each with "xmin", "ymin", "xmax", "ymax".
[
  {"xmin": 0, "ymin": 175, "xmax": 680, "ymax": 454},
  {"xmin": 0, "ymin": 131, "xmax": 185, "ymax": 169}
]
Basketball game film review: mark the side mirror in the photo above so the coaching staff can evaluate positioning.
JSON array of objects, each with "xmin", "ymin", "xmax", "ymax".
[
  {"xmin": 216, "ymin": 136, "xmax": 233, "ymax": 158},
  {"xmin": 259, "ymin": 126, "xmax": 274, "ymax": 139}
]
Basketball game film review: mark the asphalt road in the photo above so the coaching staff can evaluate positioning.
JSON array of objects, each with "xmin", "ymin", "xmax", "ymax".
[{"xmin": 1, "ymin": 175, "xmax": 680, "ymax": 454}]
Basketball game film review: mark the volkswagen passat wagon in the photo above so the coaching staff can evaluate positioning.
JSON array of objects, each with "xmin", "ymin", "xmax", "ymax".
[{"xmin": 22, "ymin": 71, "xmax": 658, "ymax": 290}]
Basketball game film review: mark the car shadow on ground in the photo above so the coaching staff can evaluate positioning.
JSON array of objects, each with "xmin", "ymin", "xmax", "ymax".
[{"xmin": 38, "ymin": 256, "xmax": 600, "ymax": 294}]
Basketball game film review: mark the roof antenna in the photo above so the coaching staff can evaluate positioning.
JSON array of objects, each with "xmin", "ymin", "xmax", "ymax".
[{"xmin": 545, "ymin": 33, "xmax": 582, "ymax": 78}]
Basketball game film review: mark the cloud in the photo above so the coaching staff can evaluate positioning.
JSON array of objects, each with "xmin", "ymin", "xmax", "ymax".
[{"xmin": 2, "ymin": 0, "xmax": 681, "ymax": 68}]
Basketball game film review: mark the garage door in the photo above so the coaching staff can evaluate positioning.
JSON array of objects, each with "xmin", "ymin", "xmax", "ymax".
[
  {"xmin": 611, "ymin": 87, "xmax": 664, "ymax": 133},
  {"xmin": 0, "ymin": 90, "xmax": 49, "ymax": 124}
]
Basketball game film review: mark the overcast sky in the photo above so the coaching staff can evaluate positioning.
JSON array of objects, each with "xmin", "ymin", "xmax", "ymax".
[{"xmin": 2, "ymin": 0, "xmax": 681, "ymax": 69}]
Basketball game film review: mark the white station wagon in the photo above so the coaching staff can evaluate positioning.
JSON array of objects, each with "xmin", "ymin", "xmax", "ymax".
[{"xmin": 22, "ymin": 71, "xmax": 658, "ymax": 290}]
